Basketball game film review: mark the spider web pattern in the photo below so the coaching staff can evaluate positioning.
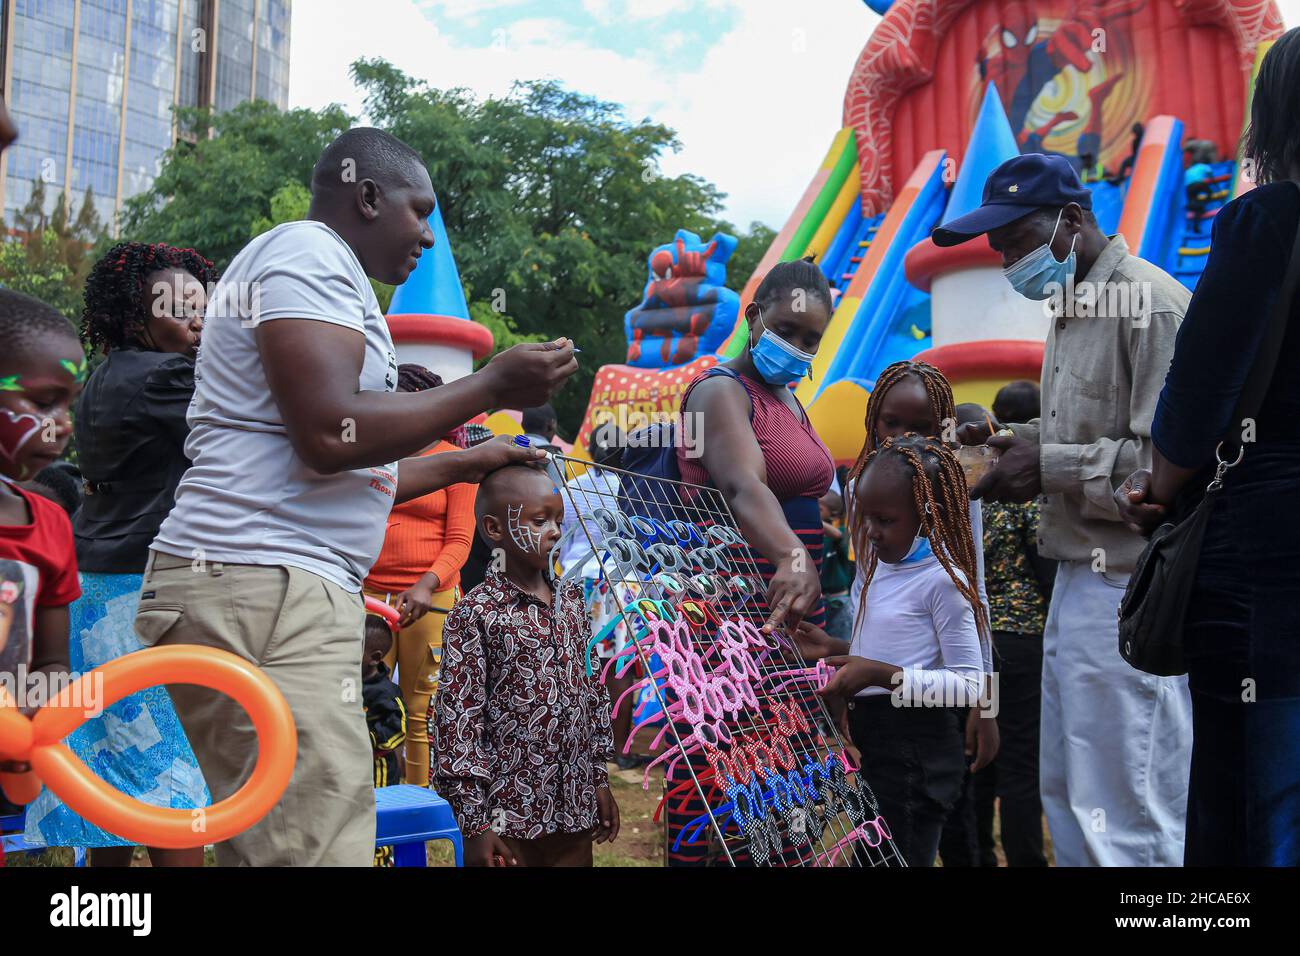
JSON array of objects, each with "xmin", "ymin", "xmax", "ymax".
[{"xmin": 552, "ymin": 454, "xmax": 905, "ymax": 868}]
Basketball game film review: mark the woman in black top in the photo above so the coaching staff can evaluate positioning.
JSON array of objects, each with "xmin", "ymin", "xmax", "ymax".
[
  {"xmin": 22, "ymin": 243, "xmax": 218, "ymax": 866},
  {"xmin": 1116, "ymin": 29, "xmax": 1300, "ymax": 866}
]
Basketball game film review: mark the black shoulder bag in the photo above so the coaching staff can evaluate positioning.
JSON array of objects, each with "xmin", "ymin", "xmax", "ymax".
[{"xmin": 1119, "ymin": 182, "xmax": 1300, "ymax": 676}]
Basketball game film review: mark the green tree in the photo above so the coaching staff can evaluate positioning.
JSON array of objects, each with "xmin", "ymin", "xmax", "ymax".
[
  {"xmin": 121, "ymin": 100, "xmax": 353, "ymax": 267},
  {"xmin": 119, "ymin": 62, "xmax": 776, "ymax": 433},
  {"xmin": 0, "ymin": 178, "xmax": 106, "ymax": 324},
  {"xmin": 350, "ymin": 60, "xmax": 731, "ymax": 430}
]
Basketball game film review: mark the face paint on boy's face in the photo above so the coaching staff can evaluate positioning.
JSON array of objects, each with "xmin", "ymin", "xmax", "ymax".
[
  {"xmin": 507, "ymin": 504, "xmax": 542, "ymax": 554},
  {"xmin": 0, "ymin": 409, "xmax": 44, "ymax": 468},
  {"xmin": 0, "ymin": 338, "xmax": 84, "ymax": 480}
]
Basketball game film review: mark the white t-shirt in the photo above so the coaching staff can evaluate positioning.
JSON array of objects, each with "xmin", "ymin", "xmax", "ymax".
[
  {"xmin": 848, "ymin": 554, "xmax": 984, "ymax": 705},
  {"xmin": 848, "ymin": 497, "xmax": 991, "ymax": 670},
  {"xmin": 152, "ymin": 220, "xmax": 400, "ymax": 592}
]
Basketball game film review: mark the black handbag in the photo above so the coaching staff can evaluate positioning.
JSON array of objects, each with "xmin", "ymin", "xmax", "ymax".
[{"xmin": 1119, "ymin": 182, "xmax": 1300, "ymax": 677}]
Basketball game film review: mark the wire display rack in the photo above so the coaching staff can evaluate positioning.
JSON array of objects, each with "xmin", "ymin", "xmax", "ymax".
[{"xmin": 552, "ymin": 453, "xmax": 904, "ymax": 867}]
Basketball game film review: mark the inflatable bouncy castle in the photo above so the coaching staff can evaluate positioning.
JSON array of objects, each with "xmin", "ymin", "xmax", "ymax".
[
  {"xmin": 574, "ymin": 230, "xmax": 741, "ymax": 456},
  {"xmin": 577, "ymin": 0, "xmax": 1284, "ymax": 465}
]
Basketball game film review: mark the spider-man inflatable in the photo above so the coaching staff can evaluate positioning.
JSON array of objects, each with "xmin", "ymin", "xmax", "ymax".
[
  {"xmin": 625, "ymin": 230, "xmax": 740, "ymax": 369},
  {"xmin": 979, "ymin": 0, "xmax": 1144, "ymax": 169}
]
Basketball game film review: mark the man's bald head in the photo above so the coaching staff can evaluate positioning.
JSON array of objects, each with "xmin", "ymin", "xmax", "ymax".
[{"xmin": 311, "ymin": 127, "xmax": 427, "ymax": 199}]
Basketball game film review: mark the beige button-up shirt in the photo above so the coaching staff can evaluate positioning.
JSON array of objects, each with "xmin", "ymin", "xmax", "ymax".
[{"xmin": 1007, "ymin": 235, "xmax": 1190, "ymax": 574}]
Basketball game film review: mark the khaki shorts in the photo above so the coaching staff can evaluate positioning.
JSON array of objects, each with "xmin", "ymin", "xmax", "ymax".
[{"xmin": 135, "ymin": 551, "xmax": 374, "ymax": 866}]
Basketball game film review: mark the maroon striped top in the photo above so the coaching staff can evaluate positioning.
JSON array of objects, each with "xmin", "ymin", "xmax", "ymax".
[{"xmin": 677, "ymin": 366, "xmax": 834, "ymax": 500}]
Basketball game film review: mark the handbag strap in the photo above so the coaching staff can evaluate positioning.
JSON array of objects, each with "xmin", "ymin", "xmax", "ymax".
[{"xmin": 1220, "ymin": 180, "xmax": 1300, "ymax": 462}]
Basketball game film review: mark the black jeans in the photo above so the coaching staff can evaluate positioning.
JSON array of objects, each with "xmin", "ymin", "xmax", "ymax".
[
  {"xmin": 938, "ymin": 708, "xmax": 980, "ymax": 866},
  {"xmin": 972, "ymin": 630, "xmax": 1046, "ymax": 867},
  {"xmin": 848, "ymin": 696, "xmax": 965, "ymax": 867},
  {"xmin": 1184, "ymin": 452, "xmax": 1300, "ymax": 866}
]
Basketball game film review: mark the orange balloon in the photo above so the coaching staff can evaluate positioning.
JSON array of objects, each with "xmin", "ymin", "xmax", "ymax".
[{"xmin": 0, "ymin": 645, "xmax": 296, "ymax": 848}]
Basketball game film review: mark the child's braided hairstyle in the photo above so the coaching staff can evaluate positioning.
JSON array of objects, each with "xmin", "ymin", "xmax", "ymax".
[
  {"xmin": 847, "ymin": 361, "xmax": 956, "ymax": 483},
  {"xmin": 81, "ymin": 242, "xmax": 218, "ymax": 354},
  {"xmin": 849, "ymin": 434, "xmax": 990, "ymax": 653}
]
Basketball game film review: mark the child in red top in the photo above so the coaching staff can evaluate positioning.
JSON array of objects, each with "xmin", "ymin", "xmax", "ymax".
[{"xmin": 0, "ymin": 291, "xmax": 83, "ymax": 808}]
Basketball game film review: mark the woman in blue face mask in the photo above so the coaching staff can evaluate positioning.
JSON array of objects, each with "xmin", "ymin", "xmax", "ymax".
[
  {"xmin": 666, "ymin": 256, "xmax": 836, "ymax": 866},
  {"xmin": 677, "ymin": 256, "xmax": 834, "ymax": 633}
]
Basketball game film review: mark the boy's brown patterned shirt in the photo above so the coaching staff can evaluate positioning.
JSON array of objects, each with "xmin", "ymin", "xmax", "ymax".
[{"xmin": 431, "ymin": 566, "xmax": 614, "ymax": 840}]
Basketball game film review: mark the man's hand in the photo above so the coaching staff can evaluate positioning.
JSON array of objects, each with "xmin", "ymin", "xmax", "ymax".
[
  {"xmin": 819, "ymin": 655, "xmax": 899, "ymax": 699},
  {"xmin": 456, "ymin": 435, "xmax": 549, "ymax": 485},
  {"xmin": 396, "ymin": 572, "xmax": 439, "ymax": 627},
  {"xmin": 965, "ymin": 709, "xmax": 1000, "ymax": 772},
  {"xmin": 593, "ymin": 784, "xmax": 620, "ymax": 845},
  {"xmin": 464, "ymin": 830, "xmax": 517, "ymax": 867},
  {"xmin": 762, "ymin": 552, "xmax": 821, "ymax": 635},
  {"xmin": 793, "ymin": 620, "xmax": 849, "ymax": 662},
  {"xmin": 480, "ymin": 339, "xmax": 579, "ymax": 409},
  {"xmin": 955, "ymin": 421, "xmax": 996, "ymax": 446},
  {"xmin": 970, "ymin": 433, "xmax": 1042, "ymax": 503},
  {"xmin": 1114, "ymin": 468, "xmax": 1167, "ymax": 537}
]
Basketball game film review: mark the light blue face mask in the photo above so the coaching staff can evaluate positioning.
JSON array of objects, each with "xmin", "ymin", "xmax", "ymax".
[
  {"xmin": 750, "ymin": 307, "xmax": 815, "ymax": 386},
  {"xmin": 1003, "ymin": 209, "xmax": 1077, "ymax": 301},
  {"xmin": 880, "ymin": 518, "xmax": 935, "ymax": 566}
]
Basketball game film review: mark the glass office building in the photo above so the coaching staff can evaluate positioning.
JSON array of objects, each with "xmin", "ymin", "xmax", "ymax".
[{"xmin": 0, "ymin": 0, "xmax": 291, "ymax": 230}]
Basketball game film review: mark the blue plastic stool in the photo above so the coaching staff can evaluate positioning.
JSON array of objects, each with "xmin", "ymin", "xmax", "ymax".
[
  {"xmin": 374, "ymin": 785, "xmax": 463, "ymax": 867},
  {"xmin": 1, "ymin": 812, "xmax": 87, "ymax": 866}
]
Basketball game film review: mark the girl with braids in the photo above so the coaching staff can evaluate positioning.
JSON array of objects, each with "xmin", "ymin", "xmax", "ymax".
[
  {"xmin": 816, "ymin": 435, "xmax": 988, "ymax": 867},
  {"xmin": 21, "ymin": 242, "xmax": 216, "ymax": 865},
  {"xmin": 812, "ymin": 361, "xmax": 998, "ymax": 772},
  {"xmin": 362, "ymin": 363, "xmax": 475, "ymax": 787}
]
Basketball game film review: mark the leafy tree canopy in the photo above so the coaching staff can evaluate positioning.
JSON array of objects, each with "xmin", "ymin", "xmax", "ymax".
[{"xmin": 121, "ymin": 61, "xmax": 775, "ymax": 432}]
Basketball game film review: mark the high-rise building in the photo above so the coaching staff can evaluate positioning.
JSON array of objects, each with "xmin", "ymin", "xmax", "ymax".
[{"xmin": 0, "ymin": 0, "xmax": 290, "ymax": 231}]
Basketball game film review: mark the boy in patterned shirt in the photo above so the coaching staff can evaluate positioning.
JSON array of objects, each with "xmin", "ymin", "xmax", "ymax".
[{"xmin": 431, "ymin": 465, "xmax": 618, "ymax": 867}]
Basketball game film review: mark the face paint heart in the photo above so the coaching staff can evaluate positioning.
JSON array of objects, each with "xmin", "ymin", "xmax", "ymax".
[{"xmin": 0, "ymin": 409, "xmax": 43, "ymax": 464}]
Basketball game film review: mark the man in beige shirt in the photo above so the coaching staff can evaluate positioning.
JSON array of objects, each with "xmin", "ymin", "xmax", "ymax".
[{"xmin": 940, "ymin": 154, "xmax": 1192, "ymax": 866}]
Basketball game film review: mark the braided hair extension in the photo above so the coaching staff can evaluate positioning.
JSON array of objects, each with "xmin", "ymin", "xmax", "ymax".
[
  {"xmin": 847, "ymin": 360, "xmax": 956, "ymax": 484},
  {"xmin": 395, "ymin": 363, "xmax": 467, "ymax": 448},
  {"xmin": 849, "ymin": 434, "xmax": 990, "ymax": 657},
  {"xmin": 396, "ymin": 363, "xmax": 443, "ymax": 393},
  {"xmin": 81, "ymin": 242, "xmax": 218, "ymax": 355}
]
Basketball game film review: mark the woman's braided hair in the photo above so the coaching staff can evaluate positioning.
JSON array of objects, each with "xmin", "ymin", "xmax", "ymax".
[
  {"xmin": 847, "ymin": 360, "xmax": 955, "ymax": 484},
  {"xmin": 850, "ymin": 434, "xmax": 990, "ymax": 653},
  {"xmin": 81, "ymin": 242, "xmax": 218, "ymax": 354}
]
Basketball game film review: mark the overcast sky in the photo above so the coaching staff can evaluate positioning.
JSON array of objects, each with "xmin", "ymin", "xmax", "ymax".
[{"xmin": 289, "ymin": 0, "xmax": 1300, "ymax": 231}]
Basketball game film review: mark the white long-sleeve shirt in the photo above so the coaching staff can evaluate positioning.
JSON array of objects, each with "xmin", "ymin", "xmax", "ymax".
[{"xmin": 848, "ymin": 552, "xmax": 985, "ymax": 706}]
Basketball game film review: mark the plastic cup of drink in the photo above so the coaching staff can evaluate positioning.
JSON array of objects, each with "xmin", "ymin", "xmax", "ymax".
[{"xmin": 957, "ymin": 444, "xmax": 998, "ymax": 487}]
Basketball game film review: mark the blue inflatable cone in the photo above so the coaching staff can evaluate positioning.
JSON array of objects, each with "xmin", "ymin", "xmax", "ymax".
[
  {"xmin": 941, "ymin": 82, "xmax": 1021, "ymax": 225},
  {"xmin": 386, "ymin": 204, "xmax": 493, "ymax": 378}
]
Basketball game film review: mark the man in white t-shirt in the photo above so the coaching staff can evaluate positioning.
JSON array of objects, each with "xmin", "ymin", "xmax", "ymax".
[{"xmin": 133, "ymin": 128, "xmax": 577, "ymax": 866}]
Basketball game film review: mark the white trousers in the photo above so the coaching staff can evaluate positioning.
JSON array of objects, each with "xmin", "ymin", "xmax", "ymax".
[{"xmin": 1040, "ymin": 560, "xmax": 1192, "ymax": 866}]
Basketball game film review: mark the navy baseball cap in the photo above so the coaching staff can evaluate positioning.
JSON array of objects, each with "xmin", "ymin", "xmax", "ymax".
[{"xmin": 931, "ymin": 153, "xmax": 1092, "ymax": 247}]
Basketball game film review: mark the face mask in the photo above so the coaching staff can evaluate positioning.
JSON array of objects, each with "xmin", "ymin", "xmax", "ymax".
[
  {"xmin": 1003, "ymin": 209, "xmax": 1077, "ymax": 301},
  {"xmin": 750, "ymin": 307, "xmax": 815, "ymax": 386},
  {"xmin": 879, "ymin": 511, "xmax": 935, "ymax": 566}
]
